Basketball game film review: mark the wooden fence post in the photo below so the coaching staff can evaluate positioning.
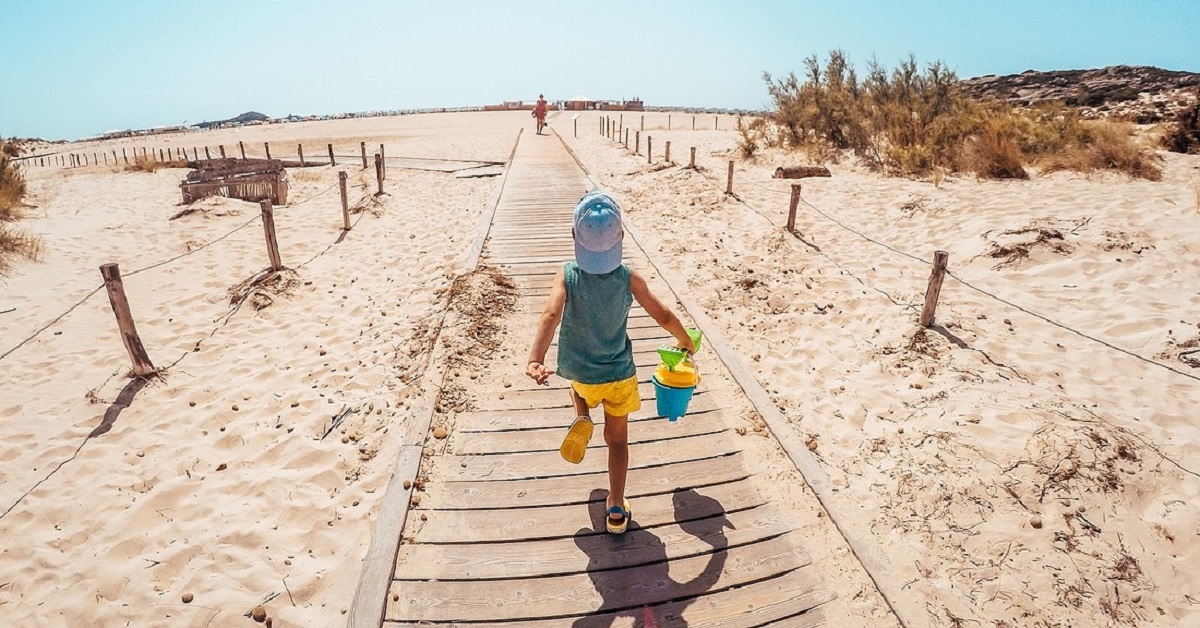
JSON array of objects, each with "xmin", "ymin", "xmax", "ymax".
[
  {"xmin": 374, "ymin": 153, "xmax": 384, "ymax": 195},
  {"xmin": 647, "ymin": 136, "xmax": 652, "ymax": 164},
  {"xmin": 920, "ymin": 251, "xmax": 950, "ymax": 327},
  {"xmin": 99, "ymin": 263, "xmax": 155, "ymax": 376},
  {"xmin": 204, "ymin": 146, "xmax": 211, "ymax": 160},
  {"xmin": 668, "ymin": 114, "xmax": 671, "ymax": 130},
  {"xmin": 192, "ymin": 147, "xmax": 198, "ymax": 161},
  {"xmin": 574, "ymin": 117, "xmax": 577, "ymax": 138},
  {"xmin": 640, "ymin": 115, "xmax": 644, "ymax": 131},
  {"xmin": 624, "ymin": 129, "xmax": 629, "ymax": 149},
  {"xmin": 689, "ymin": 147, "xmax": 696, "ymax": 169},
  {"xmin": 725, "ymin": 160, "xmax": 734, "ymax": 195},
  {"xmin": 219, "ymin": 145, "xmax": 226, "ymax": 158},
  {"xmin": 786, "ymin": 184, "xmax": 802, "ymax": 233},
  {"xmin": 239, "ymin": 141, "xmax": 246, "ymax": 159},
  {"xmin": 298, "ymin": 144, "xmax": 306, "ymax": 167},
  {"xmin": 665, "ymin": 141, "xmax": 671, "ymax": 164},
  {"xmin": 265, "ymin": 142, "xmax": 272, "ymax": 160},
  {"xmin": 112, "ymin": 150, "xmax": 118, "ymax": 164},
  {"xmin": 379, "ymin": 144, "xmax": 385, "ymax": 179},
  {"xmin": 328, "ymin": 143, "xmax": 336, "ymax": 166},
  {"xmin": 360, "ymin": 142, "xmax": 367, "ymax": 169},
  {"xmin": 693, "ymin": 115, "xmax": 696, "ymax": 130},
  {"xmin": 339, "ymin": 171, "xmax": 350, "ymax": 231},
  {"xmin": 635, "ymin": 131, "xmax": 640, "ymax": 155},
  {"xmin": 259, "ymin": 200, "xmax": 284, "ymax": 271},
  {"xmin": 715, "ymin": 116, "xmax": 719, "ymax": 130}
]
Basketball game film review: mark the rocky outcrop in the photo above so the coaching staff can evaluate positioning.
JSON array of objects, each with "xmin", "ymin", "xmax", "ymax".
[{"xmin": 961, "ymin": 65, "xmax": 1200, "ymax": 122}]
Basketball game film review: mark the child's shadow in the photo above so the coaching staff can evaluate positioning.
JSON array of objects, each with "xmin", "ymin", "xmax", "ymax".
[{"xmin": 571, "ymin": 488, "xmax": 733, "ymax": 627}]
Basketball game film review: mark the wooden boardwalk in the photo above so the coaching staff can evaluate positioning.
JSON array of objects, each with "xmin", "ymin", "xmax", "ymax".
[{"xmin": 377, "ymin": 132, "xmax": 830, "ymax": 626}]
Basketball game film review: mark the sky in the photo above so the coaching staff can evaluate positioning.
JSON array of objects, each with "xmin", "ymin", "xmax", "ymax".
[{"xmin": 2, "ymin": 0, "xmax": 1198, "ymax": 141}]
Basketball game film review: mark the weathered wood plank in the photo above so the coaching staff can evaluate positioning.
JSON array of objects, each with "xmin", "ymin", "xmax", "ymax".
[
  {"xmin": 396, "ymin": 503, "xmax": 793, "ymax": 580},
  {"xmin": 421, "ymin": 451, "xmax": 748, "ymax": 509},
  {"xmin": 385, "ymin": 533, "xmax": 812, "ymax": 622},
  {"xmin": 432, "ymin": 430, "xmax": 743, "ymax": 482},
  {"xmin": 455, "ymin": 396, "xmax": 726, "ymax": 432},
  {"xmin": 452, "ymin": 411, "xmax": 729, "ymax": 455}
]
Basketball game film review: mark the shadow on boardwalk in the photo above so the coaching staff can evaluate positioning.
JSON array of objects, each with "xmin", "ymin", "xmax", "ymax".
[{"xmin": 572, "ymin": 488, "xmax": 733, "ymax": 627}]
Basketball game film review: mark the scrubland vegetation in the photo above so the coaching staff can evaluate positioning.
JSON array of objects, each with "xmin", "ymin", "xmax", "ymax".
[
  {"xmin": 0, "ymin": 139, "xmax": 42, "ymax": 275},
  {"xmin": 745, "ymin": 51, "xmax": 1164, "ymax": 180}
]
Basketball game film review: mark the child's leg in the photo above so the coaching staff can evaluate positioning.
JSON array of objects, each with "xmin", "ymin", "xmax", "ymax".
[
  {"xmin": 570, "ymin": 387, "xmax": 591, "ymax": 420},
  {"xmin": 603, "ymin": 411, "xmax": 629, "ymax": 519}
]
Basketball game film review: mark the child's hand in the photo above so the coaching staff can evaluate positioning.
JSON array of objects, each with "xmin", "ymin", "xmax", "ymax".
[{"xmin": 526, "ymin": 361, "xmax": 554, "ymax": 385}]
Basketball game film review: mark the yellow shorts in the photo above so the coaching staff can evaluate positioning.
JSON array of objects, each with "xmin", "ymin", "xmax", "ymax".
[{"xmin": 571, "ymin": 375, "xmax": 642, "ymax": 417}]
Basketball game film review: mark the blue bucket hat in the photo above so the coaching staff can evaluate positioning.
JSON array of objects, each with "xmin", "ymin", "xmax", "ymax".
[{"xmin": 573, "ymin": 191, "xmax": 623, "ymax": 274}]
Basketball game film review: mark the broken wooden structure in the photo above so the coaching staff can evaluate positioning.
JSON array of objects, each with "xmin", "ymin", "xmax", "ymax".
[
  {"xmin": 180, "ymin": 158, "xmax": 288, "ymax": 205},
  {"xmin": 773, "ymin": 165, "xmax": 831, "ymax": 179}
]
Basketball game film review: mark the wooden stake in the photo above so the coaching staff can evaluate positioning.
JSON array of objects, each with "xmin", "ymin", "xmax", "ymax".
[
  {"xmin": 689, "ymin": 147, "xmax": 696, "ymax": 169},
  {"xmin": 123, "ymin": 148, "xmax": 128, "ymax": 164},
  {"xmin": 640, "ymin": 115, "xmax": 644, "ymax": 131},
  {"xmin": 374, "ymin": 153, "xmax": 384, "ymax": 195},
  {"xmin": 624, "ymin": 129, "xmax": 629, "ymax": 149},
  {"xmin": 647, "ymin": 136, "xmax": 652, "ymax": 164},
  {"xmin": 668, "ymin": 114, "xmax": 671, "ymax": 130},
  {"xmin": 693, "ymin": 115, "xmax": 696, "ymax": 130},
  {"xmin": 239, "ymin": 141, "xmax": 246, "ymax": 159},
  {"xmin": 99, "ymin": 263, "xmax": 155, "ymax": 376},
  {"xmin": 786, "ymin": 184, "xmax": 802, "ymax": 233},
  {"xmin": 328, "ymin": 143, "xmax": 336, "ymax": 166},
  {"xmin": 259, "ymin": 199, "xmax": 284, "ymax": 271},
  {"xmin": 192, "ymin": 147, "xmax": 198, "ymax": 161},
  {"xmin": 920, "ymin": 251, "xmax": 950, "ymax": 327},
  {"xmin": 635, "ymin": 131, "xmax": 640, "ymax": 155},
  {"xmin": 339, "ymin": 171, "xmax": 350, "ymax": 230},
  {"xmin": 715, "ymin": 115, "xmax": 719, "ymax": 130},
  {"xmin": 204, "ymin": 146, "xmax": 211, "ymax": 160},
  {"xmin": 726, "ymin": 160, "xmax": 734, "ymax": 195},
  {"xmin": 159, "ymin": 149, "xmax": 164, "ymax": 162},
  {"xmin": 574, "ymin": 117, "xmax": 577, "ymax": 138},
  {"xmin": 360, "ymin": 142, "xmax": 367, "ymax": 169},
  {"xmin": 665, "ymin": 141, "xmax": 671, "ymax": 164},
  {"xmin": 298, "ymin": 144, "xmax": 306, "ymax": 167},
  {"xmin": 219, "ymin": 145, "xmax": 226, "ymax": 158},
  {"xmin": 265, "ymin": 142, "xmax": 271, "ymax": 160}
]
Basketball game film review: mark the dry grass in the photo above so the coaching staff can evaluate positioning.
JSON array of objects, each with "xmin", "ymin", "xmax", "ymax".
[
  {"xmin": 124, "ymin": 155, "xmax": 187, "ymax": 173},
  {"xmin": 0, "ymin": 222, "xmax": 43, "ymax": 276}
]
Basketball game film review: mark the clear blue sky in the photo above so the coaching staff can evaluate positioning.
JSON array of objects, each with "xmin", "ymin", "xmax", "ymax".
[{"xmin": 2, "ymin": 0, "xmax": 1197, "ymax": 140}]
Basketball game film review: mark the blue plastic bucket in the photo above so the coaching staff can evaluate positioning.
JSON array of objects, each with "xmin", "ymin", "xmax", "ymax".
[{"xmin": 652, "ymin": 375, "xmax": 695, "ymax": 422}]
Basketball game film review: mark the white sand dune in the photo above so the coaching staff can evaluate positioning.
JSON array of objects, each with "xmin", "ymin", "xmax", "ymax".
[{"xmin": 1, "ymin": 109, "xmax": 1198, "ymax": 627}]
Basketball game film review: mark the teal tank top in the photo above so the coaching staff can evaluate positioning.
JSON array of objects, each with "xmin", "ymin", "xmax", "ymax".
[{"xmin": 557, "ymin": 262, "xmax": 636, "ymax": 385}]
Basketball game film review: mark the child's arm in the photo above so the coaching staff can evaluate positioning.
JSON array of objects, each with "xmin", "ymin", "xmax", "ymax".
[
  {"xmin": 526, "ymin": 267, "xmax": 567, "ymax": 385},
  {"xmin": 630, "ymin": 269, "xmax": 696, "ymax": 353}
]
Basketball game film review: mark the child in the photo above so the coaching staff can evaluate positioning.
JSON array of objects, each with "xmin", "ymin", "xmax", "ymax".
[{"xmin": 526, "ymin": 191, "xmax": 696, "ymax": 534}]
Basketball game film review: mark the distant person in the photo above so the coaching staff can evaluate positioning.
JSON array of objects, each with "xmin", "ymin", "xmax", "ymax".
[
  {"xmin": 526, "ymin": 191, "xmax": 697, "ymax": 534},
  {"xmin": 533, "ymin": 94, "xmax": 548, "ymax": 134}
]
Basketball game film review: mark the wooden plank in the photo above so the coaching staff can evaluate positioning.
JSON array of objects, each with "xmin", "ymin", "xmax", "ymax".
[
  {"xmin": 452, "ymin": 412, "xmax": 729, "ymax": 455},
  {"xmin": 385, "ymin": 533, "xmax": 810, "ymax": 622},
  {"xmin": 433, "ymin": 430, "xmax": 742, "ymax": 482},
  {"xmin": 384, "ymin": 573, "xmax": 828, "ymax": 628},
  {"xmin": 421, "ymin": 451, "xmax": 748, "ymax": 509},
  {"xmin": 396, "ymin": 505, "xmax": 797, "ymax": 579},
  {"xmin": 346, "ymin": 446, "xmax": 420, "ymax": 628},
  {"xmin": 456, "ymin": 395, "xmax": 725, "ymax": 432}
]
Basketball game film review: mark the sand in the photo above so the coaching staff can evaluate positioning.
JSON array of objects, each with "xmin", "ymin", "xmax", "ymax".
[{"xmin": 2, "ymin": 109, "xmax": 1198, "ymax": 627}]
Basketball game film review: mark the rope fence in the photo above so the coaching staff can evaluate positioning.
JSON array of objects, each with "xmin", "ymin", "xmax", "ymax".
[
  {"xmin": 0, "ymin": 159, "xmax": 376, "ymax": 364},
  {"xmin": 590, "ymin": 115, "xmax": 1200, "ymax": 385}
]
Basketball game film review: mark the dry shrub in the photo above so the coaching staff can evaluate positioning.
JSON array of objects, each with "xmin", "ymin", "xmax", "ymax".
[
  {"xmin": 965, "ymin": 115, "xmax": 1028, "ymax": 179},
  {"xmin": 735, "ymin": 116, "xmax": 772, "ymax": 158},
  {"xmin": 0, "ymin": 148, "xmax": 27, "ymax": 217},
  {"xmin": 763, "ymin": 51, "xmax": 1165, "ymax": 180},
  {"xmin": 1162, "ymin": 99, "xmax": 1200, "ymax": 154}
]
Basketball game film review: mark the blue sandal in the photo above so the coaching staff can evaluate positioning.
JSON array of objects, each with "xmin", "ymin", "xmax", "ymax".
[{"xmin": 606, "ymin": 499, "xmax": 631, "ymax": 534}]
